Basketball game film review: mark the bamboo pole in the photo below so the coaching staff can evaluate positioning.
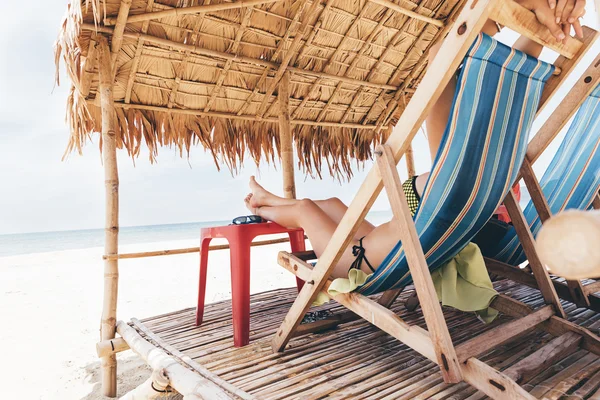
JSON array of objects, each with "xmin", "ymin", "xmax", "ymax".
[
  {"xmin": 102, "ymin": 235, "xmax": 307, "ymax": 261},
  {"xmin": 105, "ymin": 0, "xmax": 280, "ymax": 25},
  {"xmin": 110, "ymin": 0, "xmax": 133, "ymax": 76},
  {"xmin": 278, "ymin": 71, "xmax": 296, "ymax": 199},
  {"xmin": 98, "ymin": 35, "xmax": 120, "ymax": 398},
  {"xmin": 369, "ymin": 0, "xmax": 444, "ymax": 26},
  {"xmin": 404, "ymin": 143, "xmax": 416, "ymax": 177}
]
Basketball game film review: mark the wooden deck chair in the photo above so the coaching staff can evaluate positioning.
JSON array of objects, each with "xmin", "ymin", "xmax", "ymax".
[
  {"xmin": 272, "ymin": 0, "xmax": 600, "ymax": 398},
  {"xmin": 485, "ymin": 83, "xmax": 600, "ymax": 310}
]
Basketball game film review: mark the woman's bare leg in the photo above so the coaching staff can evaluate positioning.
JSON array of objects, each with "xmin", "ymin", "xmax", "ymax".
[
  {"xmin": 254, "ymin": 199, "xmax": 397, "ymax": 278},
  {"xmin": 314, "ymin": 197, "xmax": 376, "ymax": 239},
  {"xmin": 247, "ymin": 177, "xmax": 375, "ymax": 239}
]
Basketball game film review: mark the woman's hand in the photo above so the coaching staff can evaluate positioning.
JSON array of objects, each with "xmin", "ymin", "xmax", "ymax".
[
  {"xmin": 517, "ymin": 0, "xmax": 567, "ymax": 41},
  {"xmin": 547, "ymin": 0, "xmax": 586, "ymax": 29},
  {"xmin": 517, "ymin": 0, "xmax": 586, "ymax": 42}
]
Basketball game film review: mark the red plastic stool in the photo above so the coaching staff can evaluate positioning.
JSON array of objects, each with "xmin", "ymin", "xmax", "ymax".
[{"xmin": 196, "ymin": 221, "xmax": 305, "ymax": 347}]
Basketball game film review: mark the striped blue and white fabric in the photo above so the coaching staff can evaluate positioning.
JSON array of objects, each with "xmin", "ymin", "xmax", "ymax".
[
  {"xmin": 357, "ymin": 33, "xmax": 555, "ymax": 295},
  {"xmin": 485, "ymin": 83, "xmax": 600, "ymax": 266}
]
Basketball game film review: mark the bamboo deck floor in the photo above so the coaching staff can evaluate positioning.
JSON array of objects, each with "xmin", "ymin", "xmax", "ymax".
[{"xmin": 133, "ymin": 279, "xmax": 600, "ymax": 399}]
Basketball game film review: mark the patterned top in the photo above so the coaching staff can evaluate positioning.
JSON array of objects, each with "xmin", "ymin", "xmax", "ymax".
[{"xmin": 402, "ymin": 176, "xmax": 421, "ymax": 217}]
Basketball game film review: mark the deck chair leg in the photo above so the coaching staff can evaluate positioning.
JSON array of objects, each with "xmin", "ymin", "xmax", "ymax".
[
  {"xmin": 405, "ymin": 292, "xmax": 420, "ymax": 311},
  {"xmin": 378, "ymin": 288, "xmax": 404, "ymax": 307},
  {"xmin": 520, "ymin": 159, "xmax": 590, "ymax": 308},
  {"xmin": 593, "ymin": 192, "xmax": 600, "ymax": 210},
  {"xmin": 377, "ymin": 144, "xmax": 463, "ymax": 383},
  {"xmin": 270, "ymin": 0, "xmax": 501, "ymax": 355},
  {"xmin": 503, "ymin": 191, "xmax": 567, "ymax": 318}
]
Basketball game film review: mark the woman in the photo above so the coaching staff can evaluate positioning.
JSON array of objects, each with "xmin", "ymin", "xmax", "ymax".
[{"xmin": 244, "ymin": 1, "xmax": 585, "ymax": 281}]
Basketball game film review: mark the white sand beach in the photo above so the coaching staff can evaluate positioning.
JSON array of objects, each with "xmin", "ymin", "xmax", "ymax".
[{"xmin": 0, "ymin": 238, "xmax": 299, "ymax": 399}]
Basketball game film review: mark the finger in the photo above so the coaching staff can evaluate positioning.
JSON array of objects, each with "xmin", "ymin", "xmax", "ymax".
[
  {"xmin": 555, "ymin": 0, "xmax": 567, "ymax": 22},
  {"xmin": 548, "ymin": 0, "xmax": 556, "ymax": 9},
  {"xmin": 561, "ymin": 2, "xmax": 575, "ymax": 24},
  {"xmin": 539, "ymin": 12, "xmax": 567, "ymax": 41},
  {"xmin": 572, "ymin": 19, "xmax": 583, "ymax": 38},
  {"xmin": 562, "ymin": 23, "xmax": 570, "ymax": 44},
  {"xmin": 568, "ymin": 0, "xmax": 586, "ymax": 22}
]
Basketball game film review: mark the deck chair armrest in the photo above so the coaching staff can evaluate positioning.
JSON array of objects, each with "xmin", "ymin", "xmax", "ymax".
[
  {"xmin": 291, "ymin": 250, "xmax": 317, "ymax": 262},
  {"xmin": 278, "ymin": 251, "xmax": 314, "ymax": 282},
  {"xmin": 491, "ymin": 0, "xmax": 583, "ymax": 59}
]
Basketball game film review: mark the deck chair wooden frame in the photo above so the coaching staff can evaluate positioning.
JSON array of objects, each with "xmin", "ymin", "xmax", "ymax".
[
  {"xmin": 486, "ymin": 48, "xmax": 600, "ymax": 312},
  {"xmin": 272, "ymin": 0, "xmax": 600, "ymax": 398}
]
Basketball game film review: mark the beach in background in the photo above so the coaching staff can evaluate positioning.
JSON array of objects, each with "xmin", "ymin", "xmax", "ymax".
[
  {"xmin": 0, "ymin": 210, "xmax": 395, "ymax": 399},
  {"xmin": 0, "ymin": 191, "xmax": 533, "ymax": 400}
]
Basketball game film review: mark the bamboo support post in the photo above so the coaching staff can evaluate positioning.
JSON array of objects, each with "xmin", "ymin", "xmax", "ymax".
[
  {"xmin": 537, "ymin": 210, "xmax": 600, "ymax": 280},
  {"xmin": 278, "ymin": 71, "xmax": 296, "ymax": 199},
  {"xmin": 97, "ymin": 337, "xmax": 130, "ymax": 358},
  {"xmin": 98, "ymin": 36, "xmax": 120, "ymax": 398},
  {"xmin": 405, "ymin": 143, "xmax": 416, "ymax": 177},
  {"xmin": 105, "ymin": 0, "xmax": 280, "ymax": 25},
  {"xmin": 116, "ymin": 322, "xmax": 234, "ymax": 399}
]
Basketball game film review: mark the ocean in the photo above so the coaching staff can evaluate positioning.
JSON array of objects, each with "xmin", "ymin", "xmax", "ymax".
[{"xmin": 0, "ymin": 210, "xmax": 394, "ymax": 257}]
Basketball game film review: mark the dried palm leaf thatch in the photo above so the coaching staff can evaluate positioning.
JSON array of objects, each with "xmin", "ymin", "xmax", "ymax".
[{"xmin": 55, "ymin": 0, "xmax": 464, "ymax": 179}]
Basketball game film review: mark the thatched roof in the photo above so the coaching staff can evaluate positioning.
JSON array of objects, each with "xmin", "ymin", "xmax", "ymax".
[{"xmin": 55, "ymin": 0, "xmax": 464, "ymax": 178}]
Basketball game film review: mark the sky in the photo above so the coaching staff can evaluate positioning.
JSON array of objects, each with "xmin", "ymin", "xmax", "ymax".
[{"xmin": 0, "ymin": 1, "xmax": 598, "ymax": 235}]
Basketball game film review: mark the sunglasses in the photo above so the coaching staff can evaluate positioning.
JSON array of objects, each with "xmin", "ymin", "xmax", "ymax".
[{"xmin": 231, "ymin": 215, "xmax": 264, "ymax": 225}]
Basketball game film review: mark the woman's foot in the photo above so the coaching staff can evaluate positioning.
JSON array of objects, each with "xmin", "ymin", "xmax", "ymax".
[
  {"xmin": 249, "ymin": 176, "xmax": 281, "ymax": 208},
  {"xmin": 244, "ymin": 193, "xmax": 259, "ymax": 214}
]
